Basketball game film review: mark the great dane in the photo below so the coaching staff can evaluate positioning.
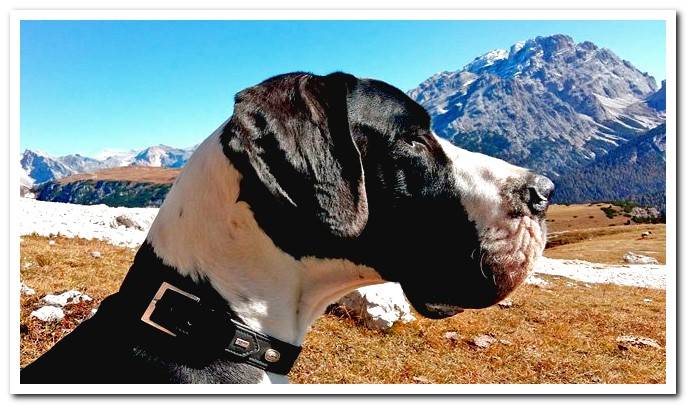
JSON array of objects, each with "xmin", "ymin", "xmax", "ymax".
[{"xmin": 21, "ymin": 72, "xmax": 553, "ymax": 384}]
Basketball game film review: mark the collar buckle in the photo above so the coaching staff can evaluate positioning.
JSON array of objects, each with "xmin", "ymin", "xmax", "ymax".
[{"xmin": 140, "ymin": 282, "xmax": 200, "ymax": 337}]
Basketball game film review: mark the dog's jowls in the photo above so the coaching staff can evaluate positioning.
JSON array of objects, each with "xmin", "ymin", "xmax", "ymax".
[{"xmin": 21, "ymin": 72, "xmax": 552, "ymax": 384}]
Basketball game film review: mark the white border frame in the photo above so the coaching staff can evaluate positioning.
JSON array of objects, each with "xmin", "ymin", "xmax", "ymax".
[{"xmin": 9, "ymin": 9, "xmax": 677, "ymax": 395}]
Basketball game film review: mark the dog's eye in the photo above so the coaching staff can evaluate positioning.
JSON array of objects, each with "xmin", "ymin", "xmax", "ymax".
[{"xmin": 403, "ymin": 138, "xmax": 427, "ymax": 150}]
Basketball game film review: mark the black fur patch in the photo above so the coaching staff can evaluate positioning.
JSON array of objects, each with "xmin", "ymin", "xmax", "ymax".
[{"xmin": 220, "ymin": 72, "xmax": 502, "ymax": 314}]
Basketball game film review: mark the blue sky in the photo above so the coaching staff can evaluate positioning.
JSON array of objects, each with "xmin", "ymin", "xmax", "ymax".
[{"xmin": 20, "ymin": 20, "xmax": 666, "ymax": 157}]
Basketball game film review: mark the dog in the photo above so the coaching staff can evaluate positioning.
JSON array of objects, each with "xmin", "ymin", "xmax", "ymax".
[{"xmin": 20, "ymin": 72, "xmax": 553, "ymax": 384}]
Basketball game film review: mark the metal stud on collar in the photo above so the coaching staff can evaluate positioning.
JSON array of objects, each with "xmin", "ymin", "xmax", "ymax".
[{"xmin": 264, "ymin": 348, "xmax": 281, "ymax": 363}]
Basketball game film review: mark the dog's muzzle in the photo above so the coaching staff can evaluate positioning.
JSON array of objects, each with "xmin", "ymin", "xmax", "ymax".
[{"xmin": 399, "ymin": 173, "xmax": 554, "ymax": 320}]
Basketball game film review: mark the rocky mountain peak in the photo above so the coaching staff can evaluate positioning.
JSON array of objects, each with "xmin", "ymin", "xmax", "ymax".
[{"xmin": 408, "ymin": 34, "xmax": 665, "ymax": 176}]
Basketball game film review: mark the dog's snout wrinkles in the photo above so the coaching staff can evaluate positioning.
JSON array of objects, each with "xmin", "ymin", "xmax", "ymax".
[{"xmin": 525, "ymin": 174, "xmax": 554, "ymax": 214}]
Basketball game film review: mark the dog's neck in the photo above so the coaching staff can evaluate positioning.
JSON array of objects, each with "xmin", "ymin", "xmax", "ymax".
[{"xmin": 144, "ymin": 130, "xmax": 383, "ymax": 382}]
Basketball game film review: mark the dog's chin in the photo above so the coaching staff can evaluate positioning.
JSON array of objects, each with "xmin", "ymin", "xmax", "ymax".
[
  {"xmin": 403, "ymin": 215, "xmax": 546, "ymax": 318},
  {"xmin": 477, "ymin": 215, "xmax": 546, "ymax": 302}
]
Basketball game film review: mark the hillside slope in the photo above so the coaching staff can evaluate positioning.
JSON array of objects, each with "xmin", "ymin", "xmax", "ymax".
[
  {"xmin": 35, "ymin": 167, "xmax": 179, "ymax": 208},
  {"xmin": 409, "ymin": 34, "xmax": 665, "ymax": 177},
  {"xmin": 552, "ymin": 124, "xmax": 666, "ymax": 210}
]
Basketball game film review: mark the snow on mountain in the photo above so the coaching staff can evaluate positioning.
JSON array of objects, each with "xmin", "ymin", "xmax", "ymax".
[
  {"xmin": 20, "ymin": 166, "xmax": 34, "ymax": 188},
  {"xmin": 58, "ymin": 154, "xmax": 106, "ymax": 173},
  {"xmin": 21, "ymin": 144, "xmax": 198, "ymax": 185},
  {"xmin": 20, "ymin": 150, "xmax": 76, "ymax": 184},
  {"xmin": 408, "ymin": 34, "xmax": 666, "ymax": 176},
  {"xmin": 94, "ymin": 149, "xmax": 138, "ymax": 167},
  {"xmin": 132, "ymin": 145, "xmax": 193, "ymax": 168},
  {"xmin": 464, "ymin": 48, "xmax": 510, "ymax": 73}
]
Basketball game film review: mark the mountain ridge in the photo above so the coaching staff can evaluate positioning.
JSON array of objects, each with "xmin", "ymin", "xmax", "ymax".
[
  {"xmin": 408, "ymin": 34, "xmax": 665, "ymax": 176},
  {"xmin": 21, "ymin": 144, "xmax": 196, "ymax": 184}
]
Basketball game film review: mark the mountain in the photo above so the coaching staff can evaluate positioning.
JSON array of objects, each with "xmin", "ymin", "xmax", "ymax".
[
  {"xmin": 35, "ymin": 167, "xmax": 180, "ymax": 208},
  {"xmin": 21, "ymin": 144, "xmax": 196, "ymax": 185},
  {"xmin": 131, "ymin": 145, "xmax": 193, "ymax": 168},
  {"xmin": 20, "ymin": 165, "xmax": 36, "ymax": 197},
  {"xmin": 646, "ymin": 80, "xmax": 666, "ymax": 112},
  {"xmin": 58, "ymin": 154, "xmax": 106, "ymax": 173},
  {"xmin": 20, "ymin": 150, "xmax": 76, "ymax": 184},
  {"xmin": 553, "ymin": 124, "xmax": 666, "ymax": 211},
  {"xmin": 409, "ymin": 34, "xmax": 665, "ymax": 176},
  {"xmin": 94, "ymin": 149, "xmax": 138, "ymax": 168}
]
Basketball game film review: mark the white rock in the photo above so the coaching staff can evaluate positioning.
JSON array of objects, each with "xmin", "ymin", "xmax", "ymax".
[
  {"xmin": 443, "ymin": 331, "xmax": 461, "ymax": 342},
  {"xmin": 616, "ymin": 335, "xmax": 661, "ymax": 350},
  {"xmin": 91, "ymin": 251, "xmax": 102, "ymax": 258},
  {"xmin": 470, "ymin": 334, "xmax": 497, "ymax": 349},
  {"xmin": 48, "ymin": 240, "xmax": 56, "ymax": 245},
  {"xmin": 30, "ymin": 306, "xmax": 65, "ymax": 322},
  {"xmin": 112, "ymin": 214, "xmax": 144, "ymax": 230},
  {"xmin": 336, "ymin": 283, "xmax": 415, "ymax": 331},
  {"xmin": 497, "ymin": 298, "xmax": 513, "ymax": 308},
  {"xmin": 42, "ymin": 290, "xmax": 92, "ymax": 307},
  {"xmin": 20, "ymin": 283, "xmax": 36, "ymax": 296},
  {"xmin": 643, "ymin": 298, "xmax": 653, "ymax": 303},
  {"xmin": 623, "ymin": 252, "xmax": 659, "ymax": 265}
]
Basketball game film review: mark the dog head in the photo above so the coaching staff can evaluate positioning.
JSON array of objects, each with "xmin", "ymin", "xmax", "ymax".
[{"xmin": 221, "ymin": 72, "xmax": 553, "ymax": 319}]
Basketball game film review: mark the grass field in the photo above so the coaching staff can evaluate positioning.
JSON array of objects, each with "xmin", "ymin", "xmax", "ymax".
[
  {"xmin": 56, "ymin": 166, "xmax": 180, "ymax": 185},
  {"xmin": 19, "ymin": 203, "xmax": 667, "ymax": 384},
  {"xmin": 545, "ymin": 203, "xmax": 665, "ymax": 264}
]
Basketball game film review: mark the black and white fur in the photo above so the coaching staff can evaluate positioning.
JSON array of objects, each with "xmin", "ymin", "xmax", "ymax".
[{"xmin": 21, "ymin": 72, "xmax": 553, "ymax": 384}]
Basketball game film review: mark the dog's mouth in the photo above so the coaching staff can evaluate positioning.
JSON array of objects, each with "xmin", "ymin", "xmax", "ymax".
[
  {"xmin": 476, "ymin": 215, "xmax": 546, "ymax": 301},
  {"xmin": 401, "ymin": 215, "xmax": 546, "ymax": 319}
]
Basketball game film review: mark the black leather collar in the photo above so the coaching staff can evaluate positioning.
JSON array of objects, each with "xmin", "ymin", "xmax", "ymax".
[
  {"xmin": 106, "ymin": 241, "xmax": 302, "ymax": 376},
  {"xmin": 138, "ymin": 281, "xmax": 302, "ymax": 375}
]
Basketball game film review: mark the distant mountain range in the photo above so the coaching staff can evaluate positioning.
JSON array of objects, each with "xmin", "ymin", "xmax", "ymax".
[
  {"xmin": 21, "ymin": 144, "xmax": 196, "ymax": 184},
  {"xmin": 408, "ymin": 34, "xmax": 666, "ymax": 209},
  {"xmin": 408, "ymin": 34, "xmax": 665, "ymax": 176},
  {"xmin": 23, "ymin": 34, "xmax": 667, "ymax": 211},
  {"xmin": 554, "ymin": 123, "xmax": 666, "ymax": 211}
]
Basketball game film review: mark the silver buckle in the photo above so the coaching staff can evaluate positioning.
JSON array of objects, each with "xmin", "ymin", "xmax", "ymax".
[{"xmin": 140, "ymin": 282, "xmax": 200, "ymax": 337}]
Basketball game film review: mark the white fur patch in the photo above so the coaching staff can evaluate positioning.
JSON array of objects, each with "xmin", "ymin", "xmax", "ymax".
[
  {"xmin": 435, "ymin": 136, "xmax": 546, "ymax": 289},
  {"xmin": 147, "ymin": 122, "xmax": 383, "ymax": 356}
]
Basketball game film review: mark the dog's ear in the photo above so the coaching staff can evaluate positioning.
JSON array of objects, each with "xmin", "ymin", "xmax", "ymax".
[{"xmin": 224, "ymin": 72, "xmax": 368, "ymax": 238}]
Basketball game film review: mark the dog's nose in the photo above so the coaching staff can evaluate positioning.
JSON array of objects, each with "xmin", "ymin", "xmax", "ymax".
[{"xmin": 525, "ymin": 174, "xmax": 554, "ymax": 214}]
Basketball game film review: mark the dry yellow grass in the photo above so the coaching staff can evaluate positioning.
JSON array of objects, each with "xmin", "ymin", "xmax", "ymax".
[
  {"xmin": 545, "ymin": 203, "xmax": 631, "ymax": 232},
  {"xmin": 544, "ymin": 204, "xmax": 666, "ymax": 265},
  {"xmin": 294, "ymin": 280, "xmax": 665, "ymax": 384},
  {"xmin": 20, "ymin": 235, "xmax": 135, "ymax": 366},
  {"xmin": 57, "ymin": 166, "xmax": 180, "ymax": 184},
  {"xmin": 19, "ymin": 234, "xmax": 666, "ymax": 384}
]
